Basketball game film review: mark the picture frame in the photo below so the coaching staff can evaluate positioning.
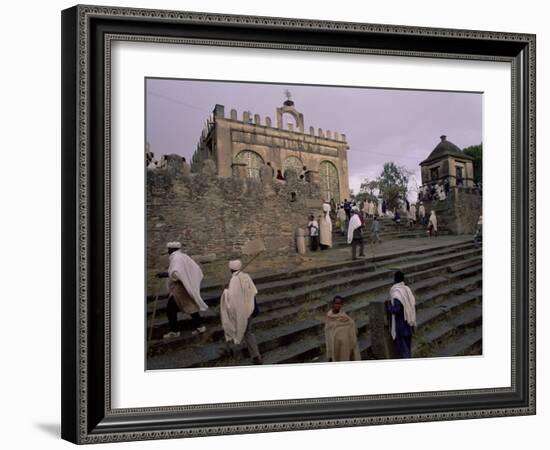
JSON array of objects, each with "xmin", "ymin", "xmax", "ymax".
[{"xmin": 61, "ymin": 4, "xmax": 536, "ymax": 444}]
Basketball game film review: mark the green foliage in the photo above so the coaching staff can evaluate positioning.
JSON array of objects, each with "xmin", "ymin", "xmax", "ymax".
[
  {"xmin": 358, "ymin": 163, "xmax": 410, "ymax": 210},
  {"xmin": 356, "ymin": 178, "xmax": 379, "ymax": 204},
  {"xmin": 463, "ymin": 143, "xmax": 482, "ymax": 183},
  {"xmin": 376, "ymin": 162, "xmax": 410, "ymax": 210}
]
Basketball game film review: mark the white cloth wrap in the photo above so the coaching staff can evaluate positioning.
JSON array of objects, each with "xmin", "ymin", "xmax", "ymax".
[
  {"xmin": 220, "ymin": 272, "xmax": 258, "ymax": 344},
  {"xmin": 389, "ymin": 282, "xmax": 417, "ymax": 340},
  {"xmin": 429, "ymin": 212, "xmax": 438, "ymax": 231},
  {"xmin": 168, "ymin": 250, "xmax": 208, "ymax": 311},
  {"xmin": 347, "ymin": 214, "xmax": 362, "ymax": 244}
]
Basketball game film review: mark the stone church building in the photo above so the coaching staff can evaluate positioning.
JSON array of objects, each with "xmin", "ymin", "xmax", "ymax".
[{"xmin": 190, "ymin": 98, "xmax": 350, "ymax": 202}]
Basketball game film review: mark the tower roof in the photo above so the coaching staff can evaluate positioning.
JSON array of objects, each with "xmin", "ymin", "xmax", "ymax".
[{"xmin": 420, "ymin": 135, "xmax": 473, "ymax": 165}]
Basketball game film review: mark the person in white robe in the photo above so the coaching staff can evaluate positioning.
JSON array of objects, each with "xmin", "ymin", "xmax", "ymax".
[
  {"xmin": 418, "ymin": 202, "xmax": 426, "ymax": 225},
  {"xmin": 474, "ymin": 215, "xmax": 483, "ymax": 246},
  {"xmin": 319, "ymin": 201, "xmax": 333, "ymax": 249},
  {"xmin": 369, "ymin": 201, "xmax": 376, "ymax": 218},
  {"xmin": 428, "ymin": 210, "xmax": 438, "ymax": 237},
  {"xmin": 385, "ymin": 271, "xmax": 416, "ymax": 358},
  {"xmin": 362, "ymin": 201, "xmax": 369, "ymax": 217},
  {"xmin": 438, "ymin": 183, "xmax": 447, "ymax": 201},
  {"xmin": 220, "ymin": 260, "xmax": 262, "ymax": 364},
  {"xmin": 347, "ymin": 207, "xmax": 365, "ymax": 260},
  {"xmin": 408, "ymin": 203, "xmax": 417, "ymax": 227},
  {"xmin": 157, "ymin": 242, "xmax": 208, "ymax": 339},
  {"xmin": 336, "ymin": 205, "xmax": 347, "ymax": 235}
]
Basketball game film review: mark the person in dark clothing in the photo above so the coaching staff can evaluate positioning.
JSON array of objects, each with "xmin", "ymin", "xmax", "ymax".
[
  {"xmin": 392, "ymin": 211, "xmax": 401, "ymax": 229},
  {"xmin": 381, "ymin": 199, "xmax": 387, "ymax": 214},
  {"xmin": 307, "ymin": 215, "xmax": 320, "ymax": 251},
  {"xmin": 343, "ymin": 198, "xmax": 351, "ymax": 220},
  {"xmin": 347, "ymin": 207, "xmax": 365, "ymax": 260},
  {"xmin": 385, "ymin": 271, "xmax": 416, "ymax": 358}
]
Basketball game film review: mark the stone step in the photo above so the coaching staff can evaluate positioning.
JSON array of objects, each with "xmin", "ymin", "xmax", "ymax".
[
  {"xmin": 415, "ymin": 288, "xmax": 482, "ymax": 332},
  {"xmin": 310, "ymin": 283, "xmax": 481, "ymax": 364},
  {"xmin": 147, "ymin": 247, "xmax": 480, "ymax": 338},
  {"xmin": 259, "ymin": 319, "xmax": 370, "ymax": 365},
  {"xmin": 149, "ymin": 294, "xmax": 375, "ymax": 368},
  {"xmin": 204, "ymin": 276, "xmax": 482, "ymax": 367},
  {"xmin": 147, "ymin": 239, "xmax": 474, "ymax": 306},
  {"xmin": 414, "ymin": 271, "xmax": 481, "ymax": 311},
  {"xmin": 147, "ymin": 240, "xmax": 477, "ymax": 318},
  {"xmin": 148, "ymin": 256, "xmax": 481, "ymax": 366},
  {"xmin": 431, "ymin": 324, "xmax": 482, "ymax": 358},
  {"xmin": 147, "ymin": 245, "xmax": 481, "ymax": 344},
  {"xmin": 413, "ymin": 300, "xmax": 482, "ymax": 357},
  {"xmin": 332, "ymin": 231, "xmax": 452, "ymax": 246}
]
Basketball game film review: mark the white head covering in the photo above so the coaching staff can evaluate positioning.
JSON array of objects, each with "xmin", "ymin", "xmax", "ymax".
[
  {"xmin": 229, "ymin": 260, "xmax": 242, "ymax": 271},
  {"xmin": 166, "ymin": 241, "xmax": 182, "ymax": 249}
]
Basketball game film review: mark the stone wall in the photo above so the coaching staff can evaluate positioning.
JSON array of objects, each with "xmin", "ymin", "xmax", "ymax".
[
  {"xmin": 424, "ymin": 187, "xmax": 482, "ymax": 234},
  {"xmin": 147, "ymin": 160, "xmax": 323, "ymax": 273}
]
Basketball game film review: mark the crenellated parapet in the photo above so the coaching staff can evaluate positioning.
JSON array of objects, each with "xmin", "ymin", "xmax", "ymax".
[{"xmin": 188, "ymin": 97, "xmax": 350, "ymax": 202}]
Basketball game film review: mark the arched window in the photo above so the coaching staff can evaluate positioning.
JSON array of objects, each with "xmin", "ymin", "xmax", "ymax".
[
  {"xmin": 319, "ymin": 161, "xmax": 340, "ymax": 203},
  {"xmin": 235, "ymin": 150, "xmax": 264, "ymax": 178},
  {"xmin": 283, "ymin": 155, "xmax": 303, "ymax": 176}
]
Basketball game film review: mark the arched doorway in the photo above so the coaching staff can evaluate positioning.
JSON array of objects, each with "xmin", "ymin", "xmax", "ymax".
[
  {"xmin": 283, "ymin": 155, "xmax": 303, "ymax": 177},
  {"xmin": 235, "ymin": 150, "xmax": 264, "ymax": 178},
  {"xmin": 319, "ymin": 161, "xmax": 340, "ymax": 203}
]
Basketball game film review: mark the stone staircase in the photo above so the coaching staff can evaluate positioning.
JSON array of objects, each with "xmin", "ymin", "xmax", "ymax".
[
  {"xmin": 147, "ymin": 238, "xmax": 482, "ymax": 369},
  {"xmin": 331, "ymin": 216, "xmax": 450, "ymax": 247}
]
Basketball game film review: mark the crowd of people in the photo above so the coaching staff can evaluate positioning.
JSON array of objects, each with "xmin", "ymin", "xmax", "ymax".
[
  {"xmin": 304, "ymin": 198, "xmax": 440, "ymax": 260},
  {"xmin": 156, "ymin": 241, "xmax": 418, "ymax": 364}
]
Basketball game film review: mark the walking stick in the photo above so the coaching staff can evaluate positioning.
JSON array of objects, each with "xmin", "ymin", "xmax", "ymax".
[{"xmin": 148, "ymin": 278, "xmax": 160, "ymax": 345}]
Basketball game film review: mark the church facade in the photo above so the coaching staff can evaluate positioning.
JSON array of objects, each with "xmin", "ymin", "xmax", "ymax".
[{"xmin": 190, "ymin": 99, "xmax": 350, "ymax": 203}]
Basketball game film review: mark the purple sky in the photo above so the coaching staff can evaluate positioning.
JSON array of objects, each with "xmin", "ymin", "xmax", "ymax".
[{"xmin": 145, "ymin": 78, "xmax": 482, "ymax": 198}]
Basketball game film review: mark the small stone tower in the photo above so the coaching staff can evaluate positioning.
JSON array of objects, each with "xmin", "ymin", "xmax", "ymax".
[{"xmin": 420, "ymin": 135, "xmax": 475, "ymax": 187}]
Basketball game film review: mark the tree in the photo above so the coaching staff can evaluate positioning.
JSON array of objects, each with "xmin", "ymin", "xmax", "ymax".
[
  {"xmin": 356, "ymin": 178, "xmax": 379, "ymax": 204},
  {"xmin": 376, "ymin": 162, "xmax": 410, "ymax": 210},
  {"xmin": 463, "ymin": 143, "xmax": 482, "ymax": 183}
]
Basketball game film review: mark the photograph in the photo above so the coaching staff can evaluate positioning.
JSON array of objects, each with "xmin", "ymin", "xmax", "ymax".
[{"xmin": 145, "ymin": 78, "xmax": 483, "ymax": 370}]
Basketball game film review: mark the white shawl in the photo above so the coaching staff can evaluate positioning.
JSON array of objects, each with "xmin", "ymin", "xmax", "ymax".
[
  {"xmin": 168, "ymin": 250, "xmax": 208, "ymax": 311},
  {"xmin": 389, "ymin": 282, "xmax": 417, "ymax": 340},
  {"xmin": 220, "ymin": 272, "xmax": 258, "ymax": 344},
  {"xmin": 322, "ymin": 202, "xmax": 332, "ymax": 223},
  {"xmin": 369, "ymin": 202, "xmax": 376, "ymax": 215},
  {"xmin": 347, "ymin": 214, "xmax": 362, "ymax": 244},
  {"xmin": 418, "ymin": 205, "xmax": 426, "ymax": 217},
  {"xmin": 429, "ymin": 211, "xmax": 438, "ymax": 231}
]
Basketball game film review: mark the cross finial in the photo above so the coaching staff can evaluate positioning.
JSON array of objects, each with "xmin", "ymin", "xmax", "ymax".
[{"xmin": 284, "ymin": 89, "xmax": 292, "ymax": 101}]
